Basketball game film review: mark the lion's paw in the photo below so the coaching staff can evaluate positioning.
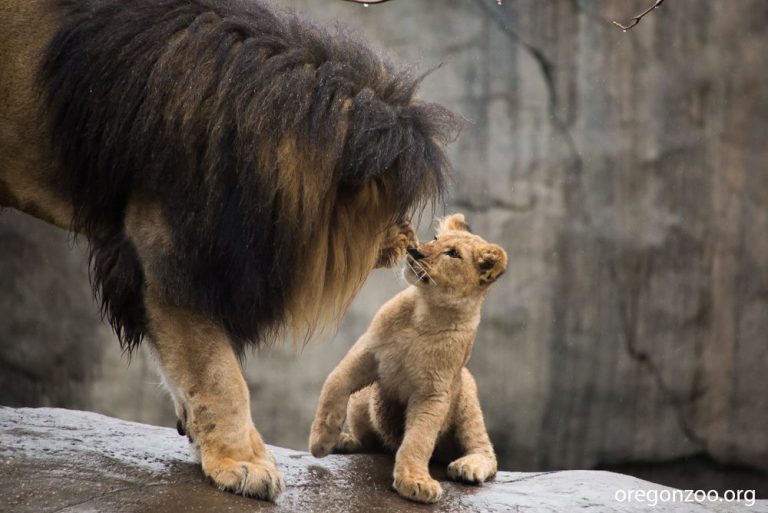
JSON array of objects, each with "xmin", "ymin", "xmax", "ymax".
[
  {"xmin": 204, "ymin": 455, "xmax": 284, "ymax": 501},
  {"xmin": 393, "ymin": 471, "xmax": 443, "ymax": 503},
  {"xmin": 447, "ymin": 454, "xmax": 497, "ymax": 484}
]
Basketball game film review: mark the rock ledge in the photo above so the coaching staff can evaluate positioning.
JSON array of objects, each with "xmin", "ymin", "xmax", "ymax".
[{"xmin": 0, "ymin": 407, "xmax": 761, "ymax": 512}]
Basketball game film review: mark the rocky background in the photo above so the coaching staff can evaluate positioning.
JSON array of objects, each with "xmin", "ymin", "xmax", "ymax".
[{"xmin": 1, "ymin": 0, "xmax": 766, "ymax": 496}]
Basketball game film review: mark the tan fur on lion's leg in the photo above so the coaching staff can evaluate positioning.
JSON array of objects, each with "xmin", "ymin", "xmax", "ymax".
[
  {"xmin": 145, "ymin": 291, "xmax": 284, "ymax": 501},
  {"xmin": 309, "ymin": 339, "xmax": 377, "ymax": 457},
  {"xmin": 447, "ymin": 369, "xmax": 497, "ymax": 484}
]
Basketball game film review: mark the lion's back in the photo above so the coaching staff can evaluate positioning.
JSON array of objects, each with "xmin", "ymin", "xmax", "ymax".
[{"xmin": 4, "ymin": 0, "xmax": 458, "ymax": 354}]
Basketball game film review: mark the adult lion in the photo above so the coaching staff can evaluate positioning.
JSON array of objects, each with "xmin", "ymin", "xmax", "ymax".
[{"xmin": 0, "ymin": 0, "xmax": 458, "ymax": 500}]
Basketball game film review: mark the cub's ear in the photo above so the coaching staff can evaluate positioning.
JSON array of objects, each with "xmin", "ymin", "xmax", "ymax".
[
  {"xmin": 476, "ymin": 244, "xmax": 508, "ymax": 285},
  {"xmin": 437, "ymin": 213, "xmax": 471, "ymax": 235}
]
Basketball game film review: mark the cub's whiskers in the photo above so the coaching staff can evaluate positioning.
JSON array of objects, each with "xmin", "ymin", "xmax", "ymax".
[
  {"xmin": 405, "ymin": 257, "xmax": 436, "ymax": 285},
  {"xmin": 417, "ymin": 261, "xmax": 437, "ymax": 286}
]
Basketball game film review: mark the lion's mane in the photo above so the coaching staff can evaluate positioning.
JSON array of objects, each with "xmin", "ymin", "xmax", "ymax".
[{"xmin": 41, "ymin": 0, "xmax": 460, "ymax": 352}]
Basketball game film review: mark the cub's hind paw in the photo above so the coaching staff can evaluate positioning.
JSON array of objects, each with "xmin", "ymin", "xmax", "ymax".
[
  {"xmin": 333, "ymin": 432, "xmax": 363, "ymax": 454},
  {"xmin": 205, "ymin": 455, "xmax": 284, "ymax": 501},
  {"xmin": 447, "ymin": 454, "xmax": 497, "ymax": 484}
]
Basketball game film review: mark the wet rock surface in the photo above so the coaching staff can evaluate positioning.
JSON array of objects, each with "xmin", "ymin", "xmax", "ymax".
[{"xmin": 1, "ymin": 408, "xmax": 763, "ymax": 513}]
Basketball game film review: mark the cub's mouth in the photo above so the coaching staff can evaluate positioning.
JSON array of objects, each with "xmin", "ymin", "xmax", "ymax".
[{"xmin": 405, "ymin": 256, "xmax": 431, "ymax": 284}]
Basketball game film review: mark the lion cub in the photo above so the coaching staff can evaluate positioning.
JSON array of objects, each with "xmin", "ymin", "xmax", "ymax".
[{"xmin": 309, "ymin": 213, "xmax": 507, "ymax": 503}]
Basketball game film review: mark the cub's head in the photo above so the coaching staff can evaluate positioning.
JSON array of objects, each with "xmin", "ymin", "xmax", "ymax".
[{"xmin": 404, "ymin": 213, "xmax": 508, "ymax": 299}]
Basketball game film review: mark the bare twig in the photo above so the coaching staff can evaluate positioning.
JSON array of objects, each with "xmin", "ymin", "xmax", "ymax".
[{"xmin": 613, "ymin": 0, "xmax": 665, "ymax": 31}]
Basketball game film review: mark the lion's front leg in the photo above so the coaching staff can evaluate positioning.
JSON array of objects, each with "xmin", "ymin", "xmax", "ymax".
[{"xmin": 145, "ymin": 292, "xmax": 284, "ymax": 501}]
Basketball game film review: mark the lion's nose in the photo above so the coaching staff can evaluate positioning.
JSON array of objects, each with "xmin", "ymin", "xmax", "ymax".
[{"xmin": 407, "ymin": 247, "xmax": 426, "ymax": 260}]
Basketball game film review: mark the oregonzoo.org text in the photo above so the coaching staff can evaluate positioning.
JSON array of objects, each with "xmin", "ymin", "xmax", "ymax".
[{"xmin": 614, "ymin": 488, "xmax": 756, "ymax": 508}]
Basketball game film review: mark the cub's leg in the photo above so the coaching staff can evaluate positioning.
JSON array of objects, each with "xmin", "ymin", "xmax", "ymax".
[
  {"xmin": 393, "ymin": 393, "xmax": 451, "ymax": 503},
  {"xmin": 309, "ymin": 340, "xmax": 377, "ymax": 457},
  {"xmin": 145, "ymin": 291, "xmax": 284, "ymax": 501},
  {"xmin": 447, "ymin": 369, "xmax": 497, "ymax": 484},
  {"xmin": 334, "ymin": 386, "xmax": 377, "ymax": 453}
]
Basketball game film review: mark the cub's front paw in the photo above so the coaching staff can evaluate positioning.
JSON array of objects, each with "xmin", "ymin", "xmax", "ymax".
[
  {"xmin": 393, "ymin": 471, "xmax": 443, "ymax": 503},
  {"xmin": 309, "ymin": 422, "xmax": 341, "ymax": 458},
  {"xmin": 447, "ymin": 454, "xmax": 497, "ymax": 484},
  {"xmin": 204, "ymin": 453, "xmax": 284, "ymax": 501}
]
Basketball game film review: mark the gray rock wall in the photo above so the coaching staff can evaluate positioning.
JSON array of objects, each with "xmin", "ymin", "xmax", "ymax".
[
  {"xmin": 0, "ymin": 0, "xmax": 766, "ymax": 492},
  {"xmin": 256, "ymin": 0, "xmax": 768, "ymax": 477},
  {"xmin": 0, "ymin": 213, "xmax": 170, "ymax": 426}
]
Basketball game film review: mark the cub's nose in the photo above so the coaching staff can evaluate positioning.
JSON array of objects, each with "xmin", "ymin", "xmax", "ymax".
[{"xmin": 407, "ymin": 247, "xmax": 426, "ymax": 260}]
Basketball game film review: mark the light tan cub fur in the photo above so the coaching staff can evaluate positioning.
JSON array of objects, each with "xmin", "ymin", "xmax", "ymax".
[{"xmin": 309, "ymin": 213, "xmax": 507, "ymax": 504}]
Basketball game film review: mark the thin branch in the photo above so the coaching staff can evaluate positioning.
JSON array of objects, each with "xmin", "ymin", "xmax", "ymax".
[{"xmin": 612, "ymin": 0, "xmax": 665, "ymax": 31}]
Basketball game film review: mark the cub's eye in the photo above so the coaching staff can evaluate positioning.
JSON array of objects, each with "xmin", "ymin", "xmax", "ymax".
[
  {"xmin": 444, "ymin": 248, "xmax": 461, "ymax": 259},
  {"xmin": 433, "ymin": 236, "xmax": 438, "ymax": 241}
]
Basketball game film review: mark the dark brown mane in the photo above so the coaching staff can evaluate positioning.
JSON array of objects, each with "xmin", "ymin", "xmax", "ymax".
[{"xmin": 41, "ymin": 0, "xmax": 461, "ymax": 353}]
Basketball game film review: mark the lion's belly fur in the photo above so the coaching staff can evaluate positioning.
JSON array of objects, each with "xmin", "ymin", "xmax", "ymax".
[
  {"xmin": 0, "ymin": 0, "xmax": 457, "ymax": 353},
  {"xmin": 0, "ymin": 0, "xmax": 72, "ymax": 228}
]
